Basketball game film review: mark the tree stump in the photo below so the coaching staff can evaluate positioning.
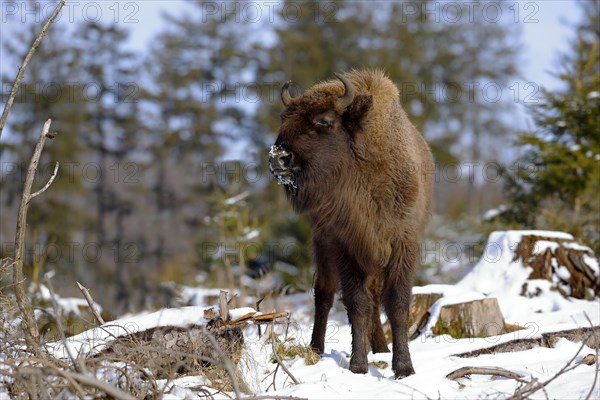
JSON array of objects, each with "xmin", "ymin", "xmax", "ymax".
[
  {"xmin": 432, "ymin": 298, "xmax": 508, "ymax": 338},
  {"xmin": 515, "ymin": 234, "xmax": 599, "ymax": 299}
]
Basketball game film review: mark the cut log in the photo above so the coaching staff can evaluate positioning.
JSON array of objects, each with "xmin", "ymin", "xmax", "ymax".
[{"xmin": 432, "ymin": 298, "xmax": 508, "ymax": 338}]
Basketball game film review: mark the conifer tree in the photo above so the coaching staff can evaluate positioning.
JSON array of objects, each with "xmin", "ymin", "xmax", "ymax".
[
  {"xmin": 138, "ymin": 2, "xmax": 263, "ymax": 287},
  {"xmin": 498, "ymin": 3, "xmax": 599, "ymax": 251}
]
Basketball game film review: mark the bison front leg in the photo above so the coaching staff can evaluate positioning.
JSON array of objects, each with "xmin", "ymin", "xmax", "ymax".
[
  {"xmin": 341, "ymin": 273, "xmax": 374, "ymax": 374},
  {"xmin": 310, "ymin": 272, "xmax": 335, "ymax": 354},
  {"xmin": 310, "ymin": 240, "xmax": 337, "ymax": 354}
]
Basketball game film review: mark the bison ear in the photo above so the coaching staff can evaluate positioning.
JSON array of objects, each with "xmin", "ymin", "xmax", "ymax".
[{"xmin": 342, "ymin": 94, "xmax": 373, "ymax": 135}]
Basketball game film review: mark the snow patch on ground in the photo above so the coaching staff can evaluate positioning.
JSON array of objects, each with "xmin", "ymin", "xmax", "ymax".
[{"xmin": 19, "ymin": 230, "xmax": 600, "ymax": 399}]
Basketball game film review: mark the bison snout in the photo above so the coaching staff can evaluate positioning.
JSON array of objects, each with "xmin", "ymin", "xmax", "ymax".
[
  {"xmin": 269, "ymin": 146, "xmax": 294, "ymax": 173},
  {"xmin": 269, "ymin": 145, "xmax": 298, "ymax": 190}
]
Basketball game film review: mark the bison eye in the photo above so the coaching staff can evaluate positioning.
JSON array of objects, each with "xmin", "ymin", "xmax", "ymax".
[{"xmin": 314, "ymin": 119, "xmax": 331, "ymax": 128}]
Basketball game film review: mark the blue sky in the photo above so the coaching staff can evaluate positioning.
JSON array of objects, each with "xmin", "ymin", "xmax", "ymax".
[{"xmin": 516, "ymin": 0, "xmax": 583, "ymax": 89}]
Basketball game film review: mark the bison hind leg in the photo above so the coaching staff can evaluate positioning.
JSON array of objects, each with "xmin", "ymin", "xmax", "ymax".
[
  {"xmin": 382, "ymin": 266, "xmax": 416, "ymax": 379},
  {"xmin": 369, "ymin": 304, "xmax": 390, "ymax": 353}
]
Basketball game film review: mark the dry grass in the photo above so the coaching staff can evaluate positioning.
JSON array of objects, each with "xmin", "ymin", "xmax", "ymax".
[
  {"xmin": 272, "ymin": 340, "xmax": 320, "ymax": 366},
  {"xmin": 0, "ymin": 264, "xmax": 247, "ymax": 399},
  {"xmin": 0, "ymin": 327, "xmax": 244, "ymax": 399}
]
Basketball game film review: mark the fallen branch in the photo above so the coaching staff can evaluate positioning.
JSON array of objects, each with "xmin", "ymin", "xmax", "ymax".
[
  {"xmin": 0, "ymin": 0, "xmax": 66, "ymax": 137},
  {"xmin": 76, "ymin": 281, "xmax": 105, "ymax": 325},
  {"xmin": 454, "ymin": 326, "xmax": 600, "ymax": 358},
  {"xmin": 13, "ymin": 118, "xmax": 57, "ymax": 354},
  {"xmin": 448, "ymin": 325, "xmax": 598, "ymax": 399},
  {"xmin": 446, "ymin": 366, "xmax": 526, "ymax": 382}
]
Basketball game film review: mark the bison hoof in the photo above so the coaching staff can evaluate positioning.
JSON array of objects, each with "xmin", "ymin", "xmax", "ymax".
[
  {"xmin": 310, "ymin": 343, "xmax": 324, "ymax": 355},
  {"xmin": 393, "ymin": 365, "xmax": 415, "ymax": 379},
  {"xmin": 349, "ymin": 357, "xmax": 368, "ymax": 374}
]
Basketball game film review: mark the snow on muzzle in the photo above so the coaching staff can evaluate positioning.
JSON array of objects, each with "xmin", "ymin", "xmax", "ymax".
[{"xmin": 269, "ymin": 145, "xmax": 297, "ymax": 189}]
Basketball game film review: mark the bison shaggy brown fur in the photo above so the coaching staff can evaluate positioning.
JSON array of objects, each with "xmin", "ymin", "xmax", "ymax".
[{"xmin": 269, "ymin": 69, "xmax": 434, "ymax": 378}]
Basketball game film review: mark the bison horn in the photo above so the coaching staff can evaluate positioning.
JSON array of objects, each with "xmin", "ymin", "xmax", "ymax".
[
  {"xmin": 334, "ymin": 72, "xmax": 355, "ymax": 111},
  {"xmin": 281, "ymin": 80, "xmax": 293, "ymax": 107}
]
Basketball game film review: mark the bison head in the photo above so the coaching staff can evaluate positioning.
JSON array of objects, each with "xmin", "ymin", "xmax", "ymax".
[{"xmin": 269, "ymin": 73, "xmax": 373, "ymax": 211}]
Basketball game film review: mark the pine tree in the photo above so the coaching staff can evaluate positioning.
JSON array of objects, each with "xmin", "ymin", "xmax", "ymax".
[
  {"xmin": 497, "ymin": 3, "xmax": 600, "ymax": 251},
  {"xmin": 137, "ymin": 2, "xmax": 266, "ymax": 290},
  {"xmin": 1, "ymin": 11, "xmax": 146, "ymax": 310},
  {"xmin": 71, "ymin": 21, "xmax": 142, "ymax": 310}
]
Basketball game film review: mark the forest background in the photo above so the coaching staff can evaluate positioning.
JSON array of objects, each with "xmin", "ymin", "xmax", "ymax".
[{"xmin": 1, "ymin": 0, "xmax": 598, "ymax": 316}]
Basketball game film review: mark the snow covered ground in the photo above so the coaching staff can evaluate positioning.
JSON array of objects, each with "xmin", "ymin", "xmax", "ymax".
[
  {"xmin": 4, "ymin": 231, "xmax": 599, "ymax": 399},
  {"xmin": 158, "ymin": 231, "xmax": 600, "ymax": 398},
  {"xmin": 158, "ymin": 285, "xmax": 598, "ymax": 399}
]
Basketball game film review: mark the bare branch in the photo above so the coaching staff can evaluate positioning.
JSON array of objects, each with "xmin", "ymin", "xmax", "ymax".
[
  {"xmin": 30, "ymin": 161, "xmax": 59, "ymax": 201},
  {"xmin": 508, "ymin": 341, "xmax": 589, "ymax": 400},
  {"xmin": 0, "ymin": 0, "xmax": 66, "ymax": 138},
  {"xmin": 205, "ymin": 329, "xmax": 242, "ymax": 399},
  {"xmin": 446, "ymin": 366, "xmax": 526, "ymax": 382},
  {"xmin": 270, "ymin": 321, "xmax": 300, "ymax": 385},
  {"xmin": 39, "ymin": 362, "xmax": 87, "ymax": 400},
  {"xmin": 76, "ymin": 281, "xmax": 106, "ymax": 325},
  {"xmin": 66, "ymin": 371, "xmax": 137, "ymax": 400},
  {"xmin": 583, "ymin": 312, "xmax": 599, "ymax": 400},
  {"xmin": 13, "ymin": 118, "xmax": 54, "ymax": 353},
  {"xmin": 18, "ymin": 364, "xmax": 86, "ymax": 400},
  {"xmin": 538, "ymin": 341, "xmax": 587, "ymax": 386}
]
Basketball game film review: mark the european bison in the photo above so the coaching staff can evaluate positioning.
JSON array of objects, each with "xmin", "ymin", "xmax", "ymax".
[{"xmin": 269, "ymin": 69, "xmax": 433, "ymax": 378}]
